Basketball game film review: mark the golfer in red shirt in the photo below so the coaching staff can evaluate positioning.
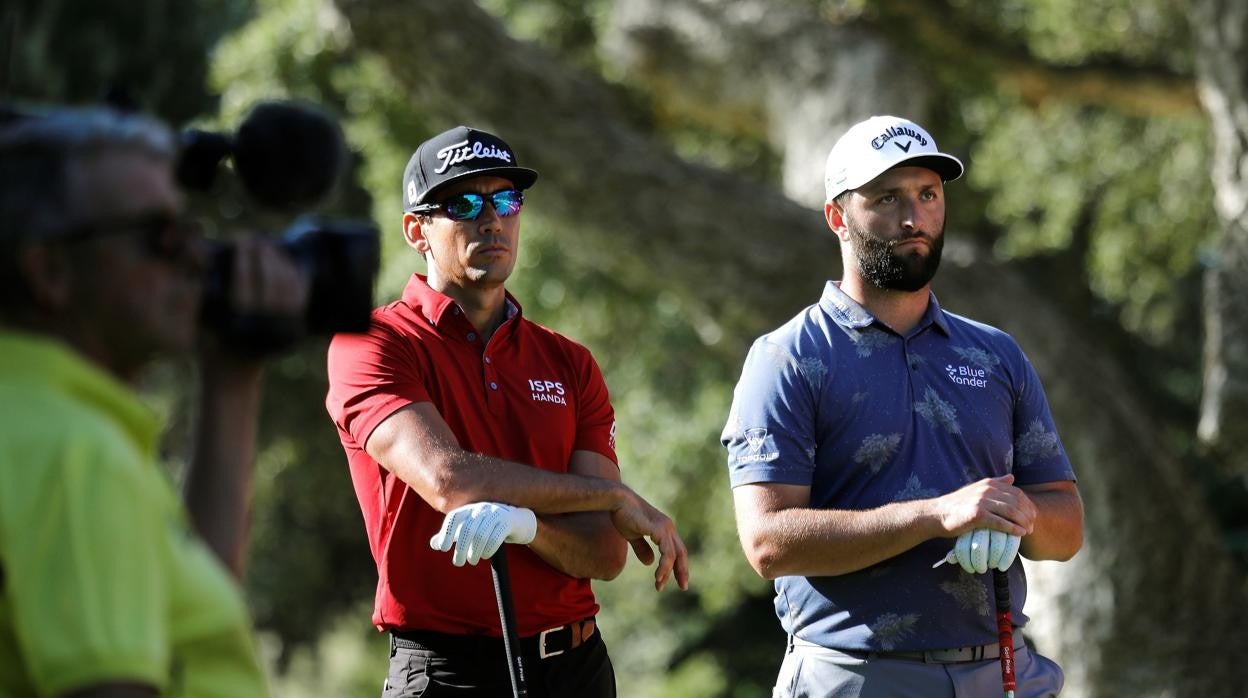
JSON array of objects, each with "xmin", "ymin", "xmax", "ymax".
[{"xmin": 326, "ymin": 125, "xmax": 690, "ymax": 697}]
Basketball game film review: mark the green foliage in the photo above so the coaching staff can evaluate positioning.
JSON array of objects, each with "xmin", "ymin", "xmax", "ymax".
[
  {"xmin": 948, "ymin": 0, "xmax": 1193, "ymax": 70},
  {"xmin": 963, "ymin": 95, "xmax": 1215, "ymax": 346},
  {"xmin": 478, "ymin": 0, "xmax": 611, "ymax": 71},
  {"xmin": 258, "ymin": 602, "xmax": 389, "ymax": 696},
  {"xmin": 1, "ymin": 0, "xmax": 252, "ymax": 121}
]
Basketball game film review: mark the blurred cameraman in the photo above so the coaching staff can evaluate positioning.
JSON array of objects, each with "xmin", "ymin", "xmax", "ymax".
[{"xmin": 0, "ymin": 106, "xmax": 303, "ymax": 696}]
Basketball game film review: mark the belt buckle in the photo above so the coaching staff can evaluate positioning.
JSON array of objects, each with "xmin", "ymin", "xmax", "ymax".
[{"xmin": 539, "ymin": 625, "xmax": 566, "ymax": 659}]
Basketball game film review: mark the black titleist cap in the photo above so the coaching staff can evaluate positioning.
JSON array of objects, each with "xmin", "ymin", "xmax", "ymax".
[{"xmin": 402, "ymin": 125, "xmax": 538, "ymax": 211}]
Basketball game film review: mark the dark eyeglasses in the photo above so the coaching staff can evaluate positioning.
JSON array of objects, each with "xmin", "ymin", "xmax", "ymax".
[
  {"xmin": 410, "ymin": 189, "xmax": 524, "ymax": 221},
  {"xmin": 55, "ymin": 210, "xmax": 200, "ymax": 262}
]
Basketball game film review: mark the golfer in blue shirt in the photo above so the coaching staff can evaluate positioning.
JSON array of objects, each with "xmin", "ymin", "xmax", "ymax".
[{"xmin": 722, "ymin": 115, "xmax": 1084, "ymax": 698}]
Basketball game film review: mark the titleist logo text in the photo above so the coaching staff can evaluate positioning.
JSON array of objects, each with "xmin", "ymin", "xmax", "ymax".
[{"xmin": 435, "ymin": 139, "xmax": 513, "ymax": 174}]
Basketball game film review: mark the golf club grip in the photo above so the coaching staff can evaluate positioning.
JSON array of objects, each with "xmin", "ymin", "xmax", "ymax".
[
  {"xmin": 490, "ymin": 549, "xmax": 528, "ymax": 698},
  {"xmin": 993, "ymin": 569, "xmax": 1017, "ymax": 697}
]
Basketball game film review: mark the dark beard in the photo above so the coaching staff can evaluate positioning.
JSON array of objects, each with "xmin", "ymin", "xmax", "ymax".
[{"xmin": 846, "ymin": 216, "xmax": 944, "ymax": 292}]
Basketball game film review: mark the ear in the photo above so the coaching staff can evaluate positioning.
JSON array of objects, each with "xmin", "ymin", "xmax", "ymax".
[
  {"xmin": 825, "ymin": 199, "xmax": 851, "ymax": 242},
  {"xmin": 402, "ymin": 212, "xmax": 431, "ymax": 255},
  {"xmin": 16, "ymin": 242, "xmax": 74, "ymax": 310}
]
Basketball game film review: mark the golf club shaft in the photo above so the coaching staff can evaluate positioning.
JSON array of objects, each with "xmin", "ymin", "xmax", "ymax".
[
  {"xmin": 993, "ymin": 569, "xmax": 1017, "ymax": 698},
  {"xmin": 491, "ymin": 548, "xmax": 528, "ymax": 698}
]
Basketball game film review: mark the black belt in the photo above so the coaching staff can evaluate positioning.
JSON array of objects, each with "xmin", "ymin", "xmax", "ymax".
[
  {"xmin": 391, "ymin": 617, "xmax": 597, "ymax": 660},
  {"xmin": 874, "ymin": 641, "xmax": 1006, "ymax": 664},
  {"xmin": 793, "ymin": 637, "xmax": 1019, "ymax": 665}
]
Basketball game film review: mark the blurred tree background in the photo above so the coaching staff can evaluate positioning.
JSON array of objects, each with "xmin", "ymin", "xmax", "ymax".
[{"xmin": 4, "ymin": 0, "xmax": 1247, "ymax": 695}]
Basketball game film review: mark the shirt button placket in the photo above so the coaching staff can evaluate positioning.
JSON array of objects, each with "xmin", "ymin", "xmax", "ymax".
[{"xmin": 483, "ymin": 350, "xmax": 503, "ymax": 414}]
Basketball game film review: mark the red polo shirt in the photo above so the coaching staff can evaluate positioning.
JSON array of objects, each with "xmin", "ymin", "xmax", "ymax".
[{"xmin": 325, "ymin": 274, "xmax": 617, "ymax": 636}]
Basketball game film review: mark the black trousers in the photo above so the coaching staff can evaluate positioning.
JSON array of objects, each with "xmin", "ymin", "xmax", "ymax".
[{"xmin": 382, "ymin": 626, "xmax": 616, "ymax": 697}]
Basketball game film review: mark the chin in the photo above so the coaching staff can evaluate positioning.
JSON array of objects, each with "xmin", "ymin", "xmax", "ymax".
[{"xmin": 465, "ymin": 265, "xmax": 514, "ymax": 285}]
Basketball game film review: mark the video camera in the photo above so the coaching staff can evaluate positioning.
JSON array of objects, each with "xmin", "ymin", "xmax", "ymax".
[{"xmin": 175, "ymin": 101, "xmax": 380, "ymax": 353}]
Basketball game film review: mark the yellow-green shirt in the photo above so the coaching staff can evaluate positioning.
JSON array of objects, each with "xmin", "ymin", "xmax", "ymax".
[{"xmin": 0, "ymin": 331, "xmax": 269, "ymax": 697}]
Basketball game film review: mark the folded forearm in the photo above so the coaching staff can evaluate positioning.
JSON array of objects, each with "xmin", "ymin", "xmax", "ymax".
[
  {"xmin": 413, "ymin": 451, "xmax": 626, "ymax": 515},
  {"xmin": 743, "ymin": 500, "xmax": 940, "ymax": 579},
  {"xmin": 528, "ymin": 512, "xmax": 628, "ymax": 580},
  {"xmin": 1019, "ymin": 488, "xmax": 1084, "ymax": 561}
]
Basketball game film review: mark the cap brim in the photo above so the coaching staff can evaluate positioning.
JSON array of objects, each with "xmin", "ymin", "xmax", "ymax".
[
  {"xmin": 890, "ymin": 154, "xmax": 964, "ymax": 183},
  {"xmin": 408, "ymin": 166, "xmax": 539, "ymax": 210},
  {"xmin": 830, "ymin": 153, "xmax": 965, "ymax": 202}
]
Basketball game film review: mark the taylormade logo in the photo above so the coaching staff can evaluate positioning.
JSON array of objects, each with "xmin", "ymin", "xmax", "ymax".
[
  {"xmin": 871, "ymin": 126, "xmax": 928, "ymax": 150},
  {"xmin": 435, "ymin": 139, "xmax": 513, "ymax": 174}
]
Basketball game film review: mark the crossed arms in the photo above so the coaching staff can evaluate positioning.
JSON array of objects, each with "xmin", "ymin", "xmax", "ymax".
[{"xmin": 366, "ymin": 401, "xmax": 690, "ymax": 591}]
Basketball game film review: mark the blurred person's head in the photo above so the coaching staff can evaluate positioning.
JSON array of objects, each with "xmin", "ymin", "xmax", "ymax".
[
  {"xmin": 0, "ymin": 107, "xmax": 206, "ymax": 381},
  {"xmin": 398, "ymin": 126, "xmax": 537, "ymax": 289}
]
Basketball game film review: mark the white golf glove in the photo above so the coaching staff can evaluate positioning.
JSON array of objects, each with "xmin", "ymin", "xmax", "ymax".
[
  {"xmin": 934, "ymin": 529, "xmax": 1021, "ymax": 574},
  {"xmin": 429, "ymin": 502, "xmax": 537, "ymax": 567}
]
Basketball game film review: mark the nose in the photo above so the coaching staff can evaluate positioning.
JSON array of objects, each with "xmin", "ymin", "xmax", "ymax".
[
  {"xmin": 898, "ymin": 193, "xmax": 928, "ymax": 234},
  {"xmin": 899, "ymin": 198, "xmax": 918, "ymax": 232},
  {"xmin": 476, "ymin": 199, "xmax": 504, "ymax": 233}
]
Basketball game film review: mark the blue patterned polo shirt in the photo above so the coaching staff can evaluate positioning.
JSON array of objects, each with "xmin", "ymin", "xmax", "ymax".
[{"xmin": 721, "ymin": 281, "xmax": 1075, "ymax": 651}]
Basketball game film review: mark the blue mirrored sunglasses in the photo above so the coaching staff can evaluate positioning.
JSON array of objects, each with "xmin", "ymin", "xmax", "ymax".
[{"xmin": 411, "ymin": 189, "xmax": 524, "ymax": 221}]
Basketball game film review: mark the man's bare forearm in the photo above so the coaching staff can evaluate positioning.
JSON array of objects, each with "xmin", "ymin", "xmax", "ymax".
[
  {"xmin": 739, "ymin": 497, "xmax": 942, "ymax": 579},
  {"xmin": 184, "ymin": 361, "xmax": 265, "ymax": 579},
  {"xmin": 1019, "ymin": 483, "xmax": 1083, "ymax": 561},
  {"xmin": 416, "ymin": 450, "xmax": 630, "ymax": 514},
  {"xmin": 528, "ymin": 513, "xmax": 628, "ymax": 580},
  {"xmin": 368, "ymin": 405, "xmax": 633, "ymax": 515}
]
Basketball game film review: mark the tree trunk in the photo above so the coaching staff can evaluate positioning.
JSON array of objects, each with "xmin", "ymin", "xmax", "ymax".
[
  {"xmin": 1191, "ymin": 0, "xmax": 1248, "ymax": 475},
  {"xmin": 333, "ymin": 0, "xmax": 1248, "ymax": 693}
]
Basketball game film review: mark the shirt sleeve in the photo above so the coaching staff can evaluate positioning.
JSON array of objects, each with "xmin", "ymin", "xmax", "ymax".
[
  {"xmin": 572, "ymin": 346, "xmax": 618, "ymax": 466},
  {"xmin": 721, "ymin": 338, "xmax": 818, "ymax": 488},
  {"xmin": 1010, "ymin": 351, "xmax": 1077, "ymax": 485},
  {"xmin": 326, "ymin": 322, "xmax": 428, "ymax": 449},
  {"xmin": 6, "ymin": 433, "xmax": 171, "ymax": 695}
]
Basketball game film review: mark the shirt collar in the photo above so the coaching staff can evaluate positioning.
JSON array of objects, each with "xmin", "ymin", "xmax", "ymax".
[
  {"xmin": 400, "ymin": 273, "xmax": 524, "ymax": 329},
  {"xmin": 0, "ymin": 329, "xmax": 161, "ymax": 452},
  {"xmin": 818, "ymin": 281, "xmax": 950, "ymax": 336}
]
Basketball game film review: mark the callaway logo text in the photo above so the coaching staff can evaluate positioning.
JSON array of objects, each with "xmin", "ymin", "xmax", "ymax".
[
  {"xmin": 870, "ymin": 126, "xmax": 929, "ymax": 151},
  {"xmin": 435, "ymin": 139, "xmax": 513, "ymax": 174},
  {"xmin": 945, "ymin": 364, "xmax": 988, "ymax": 388},
  {"xmin": 528, "ymin": 378, "xmax": 567, "ymax": 406}
]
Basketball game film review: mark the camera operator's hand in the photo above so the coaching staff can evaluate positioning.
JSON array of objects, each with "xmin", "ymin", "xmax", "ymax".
[
  {"xmin": 230, "ymin": 237, "xmax": 309, "ymax": 324},
  {"xmin": 203, "ymin": 236, "xmax": 312, "ymax": 362}
]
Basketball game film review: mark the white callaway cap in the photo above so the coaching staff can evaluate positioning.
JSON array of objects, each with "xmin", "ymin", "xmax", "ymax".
[{"xmin": 824, "ymin": 115, "xmax": 964, "ymax": 202}]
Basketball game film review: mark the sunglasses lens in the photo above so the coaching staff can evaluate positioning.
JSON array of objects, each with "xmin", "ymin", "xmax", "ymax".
[
  {"xmin": 145, "ymin": 215, "xmax": 198, "ymax": 261},
  {"xmin": 492, "ymin": 190, "xmax": 524, "ymax": 217},
  {"xmin": 443, "ymin": 193, "xmax": 485, "ymax": 221}
]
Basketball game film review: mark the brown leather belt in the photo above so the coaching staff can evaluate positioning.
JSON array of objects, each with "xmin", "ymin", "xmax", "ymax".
[{"xmin": 390, "ymin": 616, "xmax": 597, "ymax": 661}]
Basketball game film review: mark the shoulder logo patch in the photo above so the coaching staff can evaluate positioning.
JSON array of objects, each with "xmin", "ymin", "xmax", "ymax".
[{"xmin": 735, "ymin": 427, "xmax": 779, "ymax": 465}]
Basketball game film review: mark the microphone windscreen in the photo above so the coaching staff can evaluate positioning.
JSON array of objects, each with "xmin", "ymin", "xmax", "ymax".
[{"xmin": 232, "ymin": 101, "xmax": 345, "ymax": 210}]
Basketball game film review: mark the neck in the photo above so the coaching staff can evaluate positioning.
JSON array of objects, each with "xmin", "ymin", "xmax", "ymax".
[
  {"xmin": 429, "ymin": 276, "xmax": 508, "ymax": 343},
  {"xmin": 7, "ymin": 315, "xmax": 144, "ymax": 384},
  {"xmin": 839, "ymin": 276, "xmax": 930, "ymax": 335}
]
